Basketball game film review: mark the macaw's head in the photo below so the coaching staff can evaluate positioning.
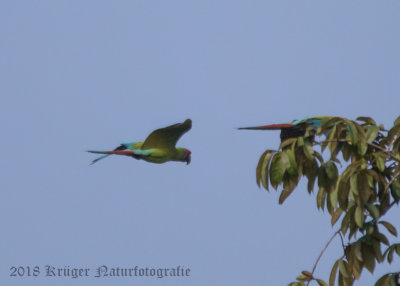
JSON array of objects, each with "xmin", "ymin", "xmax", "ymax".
[{"xmin": 182, "ymin": 148, "xmax": 191, "ymax": 165}]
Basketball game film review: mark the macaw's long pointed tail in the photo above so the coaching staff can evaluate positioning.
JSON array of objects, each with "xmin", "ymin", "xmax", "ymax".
[
  {"xmin": 87, "ymin": 150, "xmax": 135, "ymax": 165},
  {"xmin": 89, "ymin": 154, "xmax": 110, "ymax": 165},
  {"xmin": 238, "ymin": 123, "xmax": 293, "ymax": 130}
]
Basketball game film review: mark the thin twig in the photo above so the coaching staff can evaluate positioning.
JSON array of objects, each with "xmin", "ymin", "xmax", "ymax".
[{"xmin": 306, "ymin": 230, "xmax": 341, "ymax": 286}]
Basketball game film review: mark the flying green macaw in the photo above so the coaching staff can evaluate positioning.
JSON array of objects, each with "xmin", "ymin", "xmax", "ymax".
[
  {"xmin": 88, "ymin": 119, "xmax": 192, "ymax": 165},
  {"xmin": 239, "ymin": 116, "xmax": 333, "ymax": 141}
]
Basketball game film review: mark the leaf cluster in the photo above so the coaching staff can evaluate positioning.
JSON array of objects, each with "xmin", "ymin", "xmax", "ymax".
[{"xmin": 254, "ymin": 116, "xmax": 400, "ymax": 286}]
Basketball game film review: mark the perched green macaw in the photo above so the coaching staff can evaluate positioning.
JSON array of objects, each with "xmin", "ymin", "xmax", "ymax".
[
  {"xmin": 239, "ymin": 116, "xmax": 333, "ymax": 141},
  {"xmin": 88, "ymin": 119, "xmax": 192, "ymax": 165}
]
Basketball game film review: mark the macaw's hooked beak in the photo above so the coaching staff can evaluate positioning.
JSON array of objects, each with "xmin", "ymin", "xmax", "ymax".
[
  {"xmin": 183, "ymin": 149, "xmax": 191, "ymax": 165},
  {"xmin": 185, "ymin": 153, "xmax": 191, "ymax": 165}
]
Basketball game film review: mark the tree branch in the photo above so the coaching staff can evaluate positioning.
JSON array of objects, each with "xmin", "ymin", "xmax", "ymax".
[
  {"xmin": 316, "ymin": 139, "xmax": 400, "ymax": 164},
  {"xmin": 306, "ymin": 230, "xmax": 341, "ymax": 286},
  {"xmin": 368, "ymin": 142, "xmax": 400, "ymax": 164}
]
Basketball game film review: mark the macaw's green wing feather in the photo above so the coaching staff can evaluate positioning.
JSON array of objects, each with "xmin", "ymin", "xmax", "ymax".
[
  {"xmin": 141, "ymin": 119, "xmax": 192, "ymax": 150},
  {"xmin": 121, "ymin": 142, "xmax": 144, "ymax": 150},
  {"xmin": 294, "ymin": 116, "xmax": 334, "ymax": 127}
]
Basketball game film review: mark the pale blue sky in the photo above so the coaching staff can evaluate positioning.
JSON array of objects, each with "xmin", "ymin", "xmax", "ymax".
[{"xmin": 1, "ymin": 1, "xmax": 399, "ymax": 285}]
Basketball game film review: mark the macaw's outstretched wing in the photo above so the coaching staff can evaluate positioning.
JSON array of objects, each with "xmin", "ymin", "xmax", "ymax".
[{"xmin": 141, "ymin": 119, "xmax": 192, "ymax": 150}]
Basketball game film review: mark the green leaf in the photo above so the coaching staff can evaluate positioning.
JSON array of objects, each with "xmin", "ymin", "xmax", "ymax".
[
  {"xmin": 393, "ymin": 137, "xmax": 400, "ymax": 154},
  {"xmin": 354, "ymin": 206, "xmax": 365, "ymax": 228},
  {"xmin": 372, "ymin": 240, "xmax": 384, "ymax": 262},
  {"xmin": 358, "ymin": 172, "xmax": 373, "ymax": 205},
  {"xmin": 307, "ymin": 173, "xmax": 317, "ymax": 193},
  {"xmin": 325, "ymin": 161, "xmax": 338, "ymax": 180},
  {"xmin": 385, "ymin": 125, "xmax": 400, "ymax": 146},
  {"xmin": 361, "ymin": 158, "xmax": 367, "ymax": 169},
  {"xmin": 341, "ymin": 205, "xmax": 354, "ymax": 235},
  {"xmin": 303, "ymin": 140, "xmax": 314, "ymax": 160},
  {"xmin": 331, "ymin": 208, "xmax": 343, "ymax": 226},
  {"xmin": 354, "ymin": 241, "xmax": 363, "ymax": 262},
  {"xmin": 352, "ymin": 256, "xmax": 362, "ymax": 279},
  {"xmin": 279, "ymin": 186, "xmax": 294, "ymax": 204},
  {"xmin": 338, "ymin": 176, "xmax": 350, "ymax": 210},
  {"xmin": 286, "ymin": 149, "xmax": 298, "ymax": 176},
  {"xmin": 384, "ymin": 244, "xmax": 400, "ymax": 264},
  {"xmin": 320, "ymin": 117, "xmax": 343, "ymax": 135},
  {"xmin": 358, "ymin": 137, "xmax": 368, "ymax": 156},
  {"xmin": 347, "ymin": 121, "xmax": 359, "ymax": 145},
  {"xmin": 296, "ymin": 274, "xmax": 311, "ymax": 281},
  {"xmin": 387, "ymin": 247, "xmax": 394, "ymax": 263},
  {"xmin": 329, "ymin": 259, "xmax": 340, "ymax": 286},
  {"xmin": 350, "ymin": 173, "xmax": 359, "ymax": 196},
  {"xmin": 362, "ymin": 244, "xmax": 376, "ymax": 273},
  {"xmin": 304, "ymin": 158, "xmax": 318, "ymax": 193},
  {"xmin": 394, "ymin": 115, "xmax": 400, "ymax": 126},
  {"xmin": 365, "ymin": 125, "xmax": 379, "ymax": 143},
  {"xmin": 301, "ymin": 271, "xmax": 312, "ymax": 278},
  {"xmin": 342, "ymin": 143, "xmax": 352, "ymax": 162},
  {"xmin": 256, "ymin": 150, "xmax": 270, "ymax": 188},
  {"xmin": 327, "ymin": 125, "xmax": 337, "ymax": 154},
  {"xmin": 297, "ymin": 136, "xmax": 304, "ymax": 146},
  {"xmin": 349, "ymin": 222, "xmax": 359, "ymax": 239},
  {"xmin": 316, "ymin": 279, "xmax": 328, "ymax": 286},
  {"xmin": 338, "ymin": 260, "xmax": 350, "ymax": 278},
  {"xmin": 365, "ymin": 204, "xmax": 380, "ymax": 220},
  {"xmin": 379, "ymin": 221, "xmax": 398, "ymax": 237},
  {"xmin": 390, "ymin": 181, "xmax": 400, "ymax": 201},
  {"xmin": 327, "ymin": 187, "xmax": 338, "ymax": 214},
  {"xmin": 357, "ymin": 116, "xmax": 376, "ymax": 125},
  {"xmin": 374, "ymin": 232, "xmax": 390, "ymax": 246},
  {"xmin": 316, "ymin": 187, "xmax": 326, "ymax": 210},
  {"xmin": 375, "ymin": 274, "xmax": 391, "ymax": 286},
  {"xmin": 260, "ymin": 151, "xmax": 274, "ymax": 190},
  {"xmin": 280, "ymin": 151, "xmax": 291, "ymax": 170},
  {"xmin": 280, "ymin": 137, "xmax": 297, "ymax": 150},
  {"xmin": 373, "ymin": 153, "xmax": 385, "ymax": 172},
  {"xmin": 269, "ymin": 153, "xmax": 285, "ymax": 189},
  {"xmin": 389, "ymin": 274, "xmax": 398, "ymax": 286}
]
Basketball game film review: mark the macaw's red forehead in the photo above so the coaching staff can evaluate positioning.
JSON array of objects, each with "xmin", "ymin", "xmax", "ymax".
[{"xmin": 184, "ymin": 149, "xmax": 191, "ymax": 156}]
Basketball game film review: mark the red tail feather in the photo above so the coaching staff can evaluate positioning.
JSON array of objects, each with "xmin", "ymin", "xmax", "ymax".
[
  {"xmin": 239, "ymin": 123, "xmax": 293, "ymax": 130},
  {"xmin": 103, "ymin": 150, "xmax": 135, "ymax": 156}
]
